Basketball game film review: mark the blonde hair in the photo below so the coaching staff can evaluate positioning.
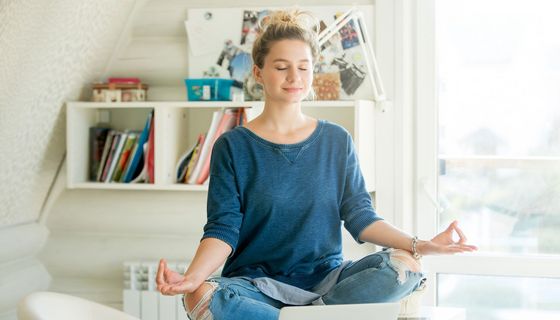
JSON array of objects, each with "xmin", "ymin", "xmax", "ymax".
[{"xmin": 252, "ymin": 9, "xmax": 320, "ymax": 69}]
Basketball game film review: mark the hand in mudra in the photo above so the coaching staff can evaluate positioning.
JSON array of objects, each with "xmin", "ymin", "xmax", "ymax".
[
  {"xmin": 156, "ymin": 259, "xmax": 199, "ymax": 296},
  {"xmin": 418, "ymin": 220, "xmax": 478, "ymax": 256}
]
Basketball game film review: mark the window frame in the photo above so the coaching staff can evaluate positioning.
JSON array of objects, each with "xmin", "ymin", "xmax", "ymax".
[{"xmin": 407, "ymin": 0, "xmax": 560, "ymax": 306}]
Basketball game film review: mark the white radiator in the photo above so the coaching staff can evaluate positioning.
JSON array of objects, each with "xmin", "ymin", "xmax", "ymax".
[{"xmin": 123, "ymin": 261, "xmax": 190, "ymax": 320}]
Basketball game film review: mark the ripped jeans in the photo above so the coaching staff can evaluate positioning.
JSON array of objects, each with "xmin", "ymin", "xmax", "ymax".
[{"xmin": 184, "ymin": 249, "xmax": 426, "ymax": 320}]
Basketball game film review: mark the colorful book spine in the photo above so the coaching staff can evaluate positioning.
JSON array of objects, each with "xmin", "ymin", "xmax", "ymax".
[
  {"xmin": 96, "ymin": 130, "xmax": 115, "ymax": 182},
  {"xmin": 112, "ymin": 133, "xmax": 137, "ymax": 182},
  {"xmin": 184, "ymin": 134, "xmax": 205, "ymax": 183},
  {"xmin": 91, "ymin": 128, "xmax": 111, "ymax": 181},
  {"xmin": 120, "ymin": 140, "xmax": 139, "ymax": 182},
  {"xmin": 122, "ymin": 110, "xmax": 153, "ymax": 183},
  {"xmin": 146, "ymin": 115, "xmax": 155, "ymax": 184},
  {"xmin": 104, "ymin": 132, "xmax": 128, "ymax": 183},
  {"xmin": 175, "ymin": 136, "xmax": 201, "ymax": 182},
  {"xmin": 101, "ymin": 132, "xmax": 121, "ymax": 182}
]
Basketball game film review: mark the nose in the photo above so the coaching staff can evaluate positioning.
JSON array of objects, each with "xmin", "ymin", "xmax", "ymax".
[{"xmin": 286, "ymin": 66, "xmax": 301, "ymax": 82}]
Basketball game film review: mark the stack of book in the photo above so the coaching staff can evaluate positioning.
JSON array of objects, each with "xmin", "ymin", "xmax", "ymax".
[
  {"xmin": 92, "ymin": 77, "xmax": 148, "ymax": 102},
  {"xmin": 175, "ymin": 107, "xmax": 247, "ymax": 185},
  {"xmin": 89, "ymin": 110, "xmax": 154, "ymax": 184}
]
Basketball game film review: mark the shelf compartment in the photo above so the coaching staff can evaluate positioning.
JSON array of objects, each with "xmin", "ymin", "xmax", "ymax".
[{"xmin": 67, "ymin": 100, "xmax": 375, "ymax": 192}]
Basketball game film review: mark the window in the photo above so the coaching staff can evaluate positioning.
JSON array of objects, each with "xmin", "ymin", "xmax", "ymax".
[
  {"xmin": 416, "ymin": 0, "xmax": 560, "ymax": 318},
  {"xmin": 437, "ymin": 0, "xmax": 560, "ymax": 256}
]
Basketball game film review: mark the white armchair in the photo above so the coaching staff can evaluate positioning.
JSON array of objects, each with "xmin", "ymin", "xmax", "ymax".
[{"xmin": 18, "ymin": 291, "xmax": 140, "ymax": 320}]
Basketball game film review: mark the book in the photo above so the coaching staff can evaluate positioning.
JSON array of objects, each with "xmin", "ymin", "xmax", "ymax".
[
  {"xmin": 236, "ymin": 107, "xmax": 247, "ymax": 127},
  {"xmin": 122, "ymin": 110, "xmax": 153, "ymax": 183},
  {"xmin": 146, "ymin": 114, "xmax": 155, "ymax": 184},
  {"xmin": 120, "ymin": 140, "xmax": 139, "ymax": 182},
  {"xmin": 187, "ymin": 110, "xmax": 223, "ymax": 184},
  {"xmin": 184, "ymin": 134, "xmax": 205, "ymax": 183},
  {"xmin": 112, "ymin": 133, "xmax": 137, "ymax": 182},
  {"xmin": 130, "ymin": 143, "xmax": 149, "ymax": 183},
  {"xmin": 100, "ymin": 132, "xmax": 121, "ymax": 182},
  {"xmin": 96, "ymin": 129, "xmax": 116, "ymax": 181},
  {"xmin": 89, "ymin": 127, "xmax": 110, "ymax": 181},
  {"xmin": 195, "ymin": 109, "xmax": 238, "ymax": 184},
  {"xmin": 108, "ymin": 77, "xmax": 141, "ymax": 84},
  {"xmin": 175, "ymin": 137, "xmax": 200, "ymax": 182},
  {"xmin": 104, "ymin": 132, "xmax": 128, "ymax": 183}
]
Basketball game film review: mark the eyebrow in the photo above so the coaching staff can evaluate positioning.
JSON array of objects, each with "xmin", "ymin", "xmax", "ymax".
[{"xmin": 272, "ymin": 59, "xmax": 310, "ymax": 63}]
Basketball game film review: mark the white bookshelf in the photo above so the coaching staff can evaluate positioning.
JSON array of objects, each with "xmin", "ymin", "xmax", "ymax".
[{"xmin": 66, "ymin": 100, "xmax": 376, "ymax": 191}]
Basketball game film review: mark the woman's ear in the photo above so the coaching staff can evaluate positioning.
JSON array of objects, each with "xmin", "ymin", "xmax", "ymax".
[{"xmin": 252, "ymin": 65, "xmax": 262, "ymax": 84}]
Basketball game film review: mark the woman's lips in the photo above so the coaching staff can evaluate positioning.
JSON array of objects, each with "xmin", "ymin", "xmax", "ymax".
[{"xmin": 283, "ymin": 88, "xmax": 303, "ymax": 93}]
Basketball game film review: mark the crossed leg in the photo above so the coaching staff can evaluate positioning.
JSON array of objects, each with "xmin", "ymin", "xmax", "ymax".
[{"xmin": 183, "ymin": 278, "xmax": 282, "ymax": 320}]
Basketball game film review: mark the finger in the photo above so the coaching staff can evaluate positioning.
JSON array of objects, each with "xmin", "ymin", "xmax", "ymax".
[
  {"xmin": 160, "ymin": 284, "xmax": 181, "ymax": 296},
  {"xmin": 161, "ymin": 282, "xmax": 195, "ymax": 296},
  {"xmin": 445, "ymin": 221, "xmax": 457, "ymax": 233},
  {"xmin": 156, "ymin": 259, "xmax": 167, "ymax": 288},
  {"xmin": 160, "ymin": 285, "xmax": 173, "ymax": 296},
  {"xmin": 460, "ymin": 244, "xmax": 478, "ymax": 251},
  {"xmin": 438, "ymin": 247, "xmax": 464, "ymax": 255},
  {"xmin": 446, "ymin": 244, "xmax": 477, "ymax": 253},
  {"xmin": 163, "ymin": 267, "xmax": 180, "ymax": 284},
  {"xmin": 452, "ymin": 222, "xmax": 468, "ymax": 244},
  {"xmin": 444, "ymin": 220, "xmax": 459, "ymax": 238},
  {"xmin": 446, "ymin": 243, "xmax": 475, "ymax": 249},
  {"xmin": 444, "ymin": 247, "xmax": 468, "ymax": 254}
]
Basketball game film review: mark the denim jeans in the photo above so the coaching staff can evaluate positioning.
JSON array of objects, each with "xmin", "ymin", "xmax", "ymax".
[{"xmin": 184, "ymin": 250, "xmax": 426, "ymax": 320}]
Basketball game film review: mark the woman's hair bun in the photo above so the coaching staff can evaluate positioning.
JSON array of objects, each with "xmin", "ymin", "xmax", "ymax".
[{"xmin": 260, "ymin": 9, "xmax": 318, "ymax": 34}]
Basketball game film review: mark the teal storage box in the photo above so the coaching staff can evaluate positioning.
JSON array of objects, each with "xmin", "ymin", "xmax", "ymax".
[{"xmin": 185, "ymin": 78, "xmax": 234, "ymax": 101}]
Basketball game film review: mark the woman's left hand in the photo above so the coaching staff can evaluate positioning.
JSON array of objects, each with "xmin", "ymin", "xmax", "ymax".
[{"xmin": 417, "ymin": 220, "xmax": 478, "ymax": 256}]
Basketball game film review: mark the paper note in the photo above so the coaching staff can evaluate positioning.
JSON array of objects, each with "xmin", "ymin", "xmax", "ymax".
[{"xmin": 184, "ymin": 19, "xmax": 221, "ymax": 56}]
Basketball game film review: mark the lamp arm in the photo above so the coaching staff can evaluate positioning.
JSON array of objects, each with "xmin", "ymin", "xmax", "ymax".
[
  {"xmin": 353, "ymin": 11, "xmax": 386, "ymax": 101},
  {"xmin": 318, "ymin": 8, "xmax": 355, "ymax": 46}
]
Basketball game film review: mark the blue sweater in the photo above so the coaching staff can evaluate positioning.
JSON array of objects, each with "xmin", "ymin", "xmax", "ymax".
[{"xmin": 202, "ymin": 119, "xmax": 382, "ymax": 290}]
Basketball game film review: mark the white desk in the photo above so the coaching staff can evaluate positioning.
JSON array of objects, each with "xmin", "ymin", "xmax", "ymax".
[{"xmin": 399, "ymin": 306, "xmax": 466, "ymax": 320}]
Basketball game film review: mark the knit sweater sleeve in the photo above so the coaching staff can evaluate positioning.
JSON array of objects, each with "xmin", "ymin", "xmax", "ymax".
[
  {"xmin": 202, "ymin": 136, "xmax": 243, "ymax": 255},
  {"xmin": 340, "ymin": 133, "xmax": 383, "ymax": 243}
]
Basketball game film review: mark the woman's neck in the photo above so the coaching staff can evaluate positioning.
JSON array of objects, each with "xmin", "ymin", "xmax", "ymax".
[{"xmin": 259, "ymin": 101, "xmax": 308, "ymax": 134}]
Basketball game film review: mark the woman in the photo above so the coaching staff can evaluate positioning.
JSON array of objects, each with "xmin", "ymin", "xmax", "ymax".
[{"xmin": 157, "ymin": 9, "xmax": 477, "ymax": 320}]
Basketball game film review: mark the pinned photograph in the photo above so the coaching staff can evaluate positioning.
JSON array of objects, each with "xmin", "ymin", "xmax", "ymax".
[
  {"xmin": 240, "ymin": 10, "xmax": 269, "ymax": 47},
  {"xmin": 332, "ymin": 53, "xmax": 366, "ymax": 96},
  {"xmin": 312, "ymin": 72, "xmax": 341, "ymax": 100},
  {"xmin": 229, "ymin": 51, "xmax": 252, "ymax": 81},
  {"xmin": 318, "ymin": 20, "xmax": 344, "ymax": 67},
  {"xmin": 216, "ymin": 40, "xmax": 252, "ymax": 82},
  {"xmin": 335, "ymin": 15, "xmax": 360, "ymax": 50}
]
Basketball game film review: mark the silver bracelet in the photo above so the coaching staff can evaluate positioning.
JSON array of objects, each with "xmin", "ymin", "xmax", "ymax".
[{"xmin": 411, "ymin": 236, "xmax": 422, "ymax": 260}]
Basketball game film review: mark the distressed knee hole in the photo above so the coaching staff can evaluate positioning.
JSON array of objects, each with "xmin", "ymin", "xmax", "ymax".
[
  {"xmin": 184, "ymin": 282, "xmax": 218, "ymax": 320},
  {"xmin": 389, "ymin": 249, "xmax": 422, "ymax": 284}
]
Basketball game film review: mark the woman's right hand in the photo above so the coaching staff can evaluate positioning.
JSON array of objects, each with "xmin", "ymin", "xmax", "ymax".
[{"xmin": 156, "ymin": 258, "xmax": 200, "ymax": 296}]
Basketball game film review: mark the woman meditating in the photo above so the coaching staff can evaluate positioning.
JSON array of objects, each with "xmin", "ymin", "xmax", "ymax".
[{"xmin": 157, "ymin": 9, "xmax": 477, "ymax": 320}]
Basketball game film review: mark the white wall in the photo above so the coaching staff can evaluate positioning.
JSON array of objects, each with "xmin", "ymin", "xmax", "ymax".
[
  {"xmin": 0, "ymin": 0, "xmax": 137, "ymax": 318},
  {"xmin": 1, "ymin": 0, "xmax": 397, "ymax": 316}
]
